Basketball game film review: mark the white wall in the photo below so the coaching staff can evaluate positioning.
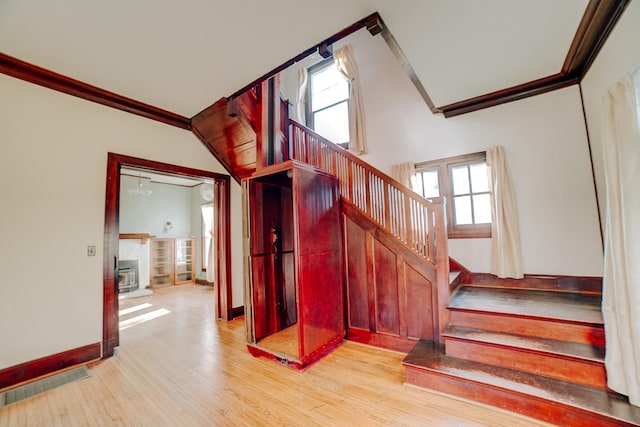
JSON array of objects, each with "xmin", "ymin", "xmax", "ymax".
[
  {"xmin": 120, "ymin": 177, "xmax": 193, "ymax": 238},
  {"xmin": 280, "ymin": 27, "xmax": 603, "ymax": 276},
  {"xmin": 581, "ymin": 0, "xmax": 640, "ymax": 229},
  {"xmin": 0, "ymin": 74, "xmax": 243, "ymax": 369}
]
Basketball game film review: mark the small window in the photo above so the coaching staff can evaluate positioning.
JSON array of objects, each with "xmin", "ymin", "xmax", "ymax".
[
  {"xmin": 307, "ymin": 59, "xmax": 350, "ymax": 148},
  {"xmin": 415, "ymin": 152, "xmax": 492, "ymax": 238}
]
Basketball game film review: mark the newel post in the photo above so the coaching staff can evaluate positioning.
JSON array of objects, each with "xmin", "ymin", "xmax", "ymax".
[{"xmin": 431, "ymin": 197, "xmax": 450, "ymax": 342}]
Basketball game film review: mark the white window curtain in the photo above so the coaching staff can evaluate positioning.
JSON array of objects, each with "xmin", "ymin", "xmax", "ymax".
[
  {"xmin": 601, "ymin": 73, "xmax": 640, "ymax": 407},
  {"xmin": 201, "ymin": 203, "xmax": 216, "ymax": 283},
  {"xmin": 487, "ymin": 146, "xmax": 523, "ymax": 279},
  {"xmin": 295, "ymin": 68, "xmax": 308, "ymax": 125},
  {"xmin": 334, "ymin": 44, "xmax": 368, "ymax": 155},
  {"xmin": 391, "ymin": 162, "xmax": 416, "ymax": 190}
]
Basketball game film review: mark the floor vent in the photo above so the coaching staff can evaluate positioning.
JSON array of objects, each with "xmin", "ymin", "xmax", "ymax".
[{"xmin": 0, "ymin": 366, "xmax": 91, "ymax": 408}]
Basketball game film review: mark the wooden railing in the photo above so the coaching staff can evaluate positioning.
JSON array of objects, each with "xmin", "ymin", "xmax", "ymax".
[
  {"xmin": 290, "ymin": 120, "xmax": 445, "ymax": 260},
  {"xmin": 289, "ymin": 120, "xmax": 450, "ymax": 337}
]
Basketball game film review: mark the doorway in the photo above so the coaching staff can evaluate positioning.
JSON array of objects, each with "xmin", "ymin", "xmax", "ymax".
[{"xmin": 103, "ymin": 152, "xmax": 232, "ymax": 358}]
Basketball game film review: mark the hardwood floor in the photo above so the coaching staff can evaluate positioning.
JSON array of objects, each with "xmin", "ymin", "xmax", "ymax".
[{"xmin": 0, "ymin": 285, "xmax": 551, "ymax": 426}]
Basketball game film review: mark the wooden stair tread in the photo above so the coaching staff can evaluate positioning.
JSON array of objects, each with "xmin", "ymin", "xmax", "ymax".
[
  {"xmin": 449, "ymin": 286, "xmax": 603, "ymax": 325},
  {"xmin": 403, "ymin": 340, "xmax": 640, "ymax": 425},
  {"xmin": 443, "ymin": 326, "xmax": 605, "ymax": 363}
]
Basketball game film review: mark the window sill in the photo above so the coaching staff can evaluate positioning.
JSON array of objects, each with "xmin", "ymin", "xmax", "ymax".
[{"xmin": 448, "ymin": 228, "xmax": 491, "ymax": 239}]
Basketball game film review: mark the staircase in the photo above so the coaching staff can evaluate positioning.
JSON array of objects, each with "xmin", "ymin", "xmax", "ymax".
[
  {"xmin": 403, "ymin": 275, "xmax": 640, "ymax": 426},
  {"xmin": 193, "ymin": 93, "xmax": 639, "ymax": 424}
]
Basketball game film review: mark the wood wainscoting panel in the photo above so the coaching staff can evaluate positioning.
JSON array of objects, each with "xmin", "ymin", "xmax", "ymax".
[
  {"xmin": 343, "ymin": 209, "xmax": 436, "ymax": 352},
  {"xmin": 344, "ymin": 216, "xmax": 370, "ymax": 331},
  {"xmin": 0, "ymin": 343, "xmax": 101, "ymax": 391},
  {"xmin": 373, "ymin": 241, "xmax": 400, "ymax": 336},
  {"xmin": 405, "ymin": 263, "xmax": 435, "ymax": 341}
]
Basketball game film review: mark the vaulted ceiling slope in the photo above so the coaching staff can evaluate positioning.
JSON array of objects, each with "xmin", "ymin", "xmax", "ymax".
[{"xmin": 0, "ymin": 0, "xmax": 626, "ymax": 120}]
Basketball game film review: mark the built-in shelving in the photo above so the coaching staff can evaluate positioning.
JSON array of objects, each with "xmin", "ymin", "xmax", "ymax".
[{"xmin": 150, "ymin": 237, "xmax": 195, "ymax": 288}]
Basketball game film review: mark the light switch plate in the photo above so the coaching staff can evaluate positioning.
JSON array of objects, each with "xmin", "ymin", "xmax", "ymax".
[{"xmin": 87, "ymin": 245, "xmax": 96, "ymax": 256}]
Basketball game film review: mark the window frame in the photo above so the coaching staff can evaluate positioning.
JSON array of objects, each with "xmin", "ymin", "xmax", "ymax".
[
  {"xmin": 415, "ymin": 151, "xmax": 492, "ymax": 239},
  {"xmin": 306, "ymin": 58, "xmax": 350, "ymax": 149}
]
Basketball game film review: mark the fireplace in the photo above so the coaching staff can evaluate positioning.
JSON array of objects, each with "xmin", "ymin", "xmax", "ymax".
[{"xmin": 118, "ymin": 260, "xmax": 139, "ymax": 293}]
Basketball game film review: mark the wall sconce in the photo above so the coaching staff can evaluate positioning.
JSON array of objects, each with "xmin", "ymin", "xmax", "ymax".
[{"xmin": 164, "ymin": 221, "xmax": 173, "ymax": 232}]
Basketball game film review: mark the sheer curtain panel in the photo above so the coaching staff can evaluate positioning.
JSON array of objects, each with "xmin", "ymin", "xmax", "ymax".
[
  {"xmin": 602, "ymin": 74, "xmax": 640, "ymax": 406},
  {"xmin": 334, "ymin": 44, "xmax": 367, "ymax": 155},
  {"xmin": 295, "ymin": 68, "xmax": 308, "ymax": 125},
  {"xmin": 391, "ymin": 163, "xmax": 416, "ymax": 189},
  {"xmin": 487, "ymin": 146, "xmax": 523, "ymax": 279}
]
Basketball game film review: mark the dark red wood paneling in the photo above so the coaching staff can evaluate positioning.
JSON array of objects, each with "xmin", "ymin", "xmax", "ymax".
[
  {"xmin": 342, "ymin": 206, "xmax": 437, "ymax": 352},
  {"xmin": 191, "ymin": 97, "xmax": 257, "ymax": 182},
  {"xmin": 299, "ymin": 251, "xmax": 344, "ymax": 360},
  {"xmin": 282, "ymin": 251, "xmax": 297, "ymax": 326},
  {"xmin": 373, "ymin": 241, "xmax": 399, "ymax": 336},
  {"xmin": 294, "ymin": 167, "xmax": 341, "ymax": 257},
  {"xmin": 344, "ymin": 217, "xmax": 369, "ymax": 330},
  {"xmin": 280, "ymin": 186, "xmax": 294, "ymax": 253},
  {"xmin": 251, "ymin": 256, "xmax": 270, "ymax": 340},
  {"xmin": 405, "ymin": 264, "xmax": 435, "ymax": 340}
]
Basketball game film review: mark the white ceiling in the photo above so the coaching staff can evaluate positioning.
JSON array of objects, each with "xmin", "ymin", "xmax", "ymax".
[
  {"xmin": 121, "ymin": 167, "xmax": 210, "ymax": 187},
  {"xmin": 0, "ymin": 0, "xmax": 588, "ymax": 117}
]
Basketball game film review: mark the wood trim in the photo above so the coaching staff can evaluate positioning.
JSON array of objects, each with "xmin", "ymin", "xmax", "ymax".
[
  {"xmin": 347, "ymin": 328, "xmax": 416, "ymax": 353},
  {"xmin": 228, "ymin": 13, "xmax": 380, "ymax": 100},
  {"xmin": 0, "ymin": 52, "xmax": 191, "ymax": 130},
  {"xmin": 439, "ymin": 73, "xmax": 578, "ymax": 118},
  {"xmin": 103, "ymin": 155, "xmax": 120, "ymax": 357},
  {"xmin": 437, "ymin": 0, "xmax": 629, "ymax": 117},
  {"xmin": 231, "ymin": 306, "xmax": 245, "ymax": 318},
  {"xmin": 221, "ymin": 178, "xmax": 234, "ymax": 320},
  {"xmin": 562, "ymin": 0, "xmax": 632, "ymax": 78},
  {"xmin": 195, "ymin": 278, "xmax": 214, "ymax": 287},
  {"xmin": 119, "ymin": 233, "xmax": 154, "ymax": 244},
  {"xmin": 104, "ymin": 153, "xmax": 233, "ymax": 358},
  {"xmin": 467, "ymin": 272, "xmax": 603, "ymax": 295},
  {"xmin": 371, "ymin": 14, "xmax": 440, "ymax": 114},
  {"xmin": 0, "ymin": 343, "xmax": 100, "ymax": 391}
]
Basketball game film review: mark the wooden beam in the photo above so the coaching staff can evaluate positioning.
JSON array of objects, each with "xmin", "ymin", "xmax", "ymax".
[
  {"xmin": 227, "ymin": 13, "xmax": 380, "ymax": 101},
  {"xmin": 374, "ymin": 14, "xmax": 441, "ymax": 114},
  {"xmin": 439, "ymin": 73, "xmax": 579, "ymax": 118},
  {"xmin": 0, "ymin": 53, "xmax": 192, "ymax": 130},
  {"xmin": 562, "ymin": 0, "xmax": 632, "ymax": 78}
]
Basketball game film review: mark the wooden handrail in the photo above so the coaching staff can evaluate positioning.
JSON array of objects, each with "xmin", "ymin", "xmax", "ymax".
[{"xmin": 289, "ymin": 119, "xmax": 447, "ymax": 266}]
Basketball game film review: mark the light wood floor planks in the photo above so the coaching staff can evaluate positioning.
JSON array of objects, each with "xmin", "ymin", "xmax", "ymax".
[{"xmin": 0, "ymin": 284, "xmax": 552, "ymax": 426}]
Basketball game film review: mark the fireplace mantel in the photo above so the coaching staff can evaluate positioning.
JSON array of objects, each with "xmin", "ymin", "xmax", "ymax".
[{"xmin": 119, "ymin": 233, "xmax": 155, "ymax": 244}]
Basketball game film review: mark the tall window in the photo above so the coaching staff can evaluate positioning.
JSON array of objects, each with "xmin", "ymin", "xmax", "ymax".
[
  {"xmin": 307, "ymin": 59, "xmax": 350, "ymax": 148},
  {"xmin": 414, "ymin": 152, "xmax": 492, "ymax": 238},
  {"xmin": 201, "ymin": 203, "xmax": 214, "ymax": 271}
]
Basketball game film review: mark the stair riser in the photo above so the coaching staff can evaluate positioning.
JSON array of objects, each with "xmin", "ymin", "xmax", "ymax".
[
  {"xmin": 449, "ymin": 310, "xmax": 605, "ymax": 346},
  {"xmin": 404, "ymin": 365, "xmax": 631, "ymax": 427},
  {"xmin": 445, "ymin": 338, "xmax": 607, "ymax": 389}
]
